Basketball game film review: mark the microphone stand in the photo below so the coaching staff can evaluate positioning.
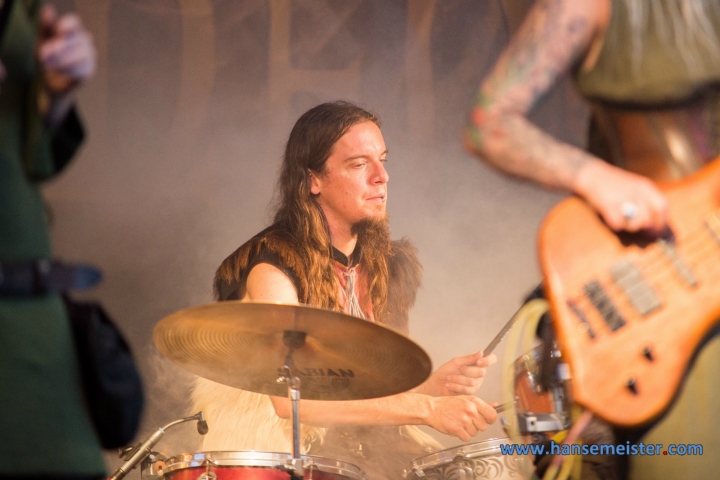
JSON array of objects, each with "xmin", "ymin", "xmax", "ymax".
[{"xmin": 109, "ymin": 411, "xmax": 208, "ymax": 480}]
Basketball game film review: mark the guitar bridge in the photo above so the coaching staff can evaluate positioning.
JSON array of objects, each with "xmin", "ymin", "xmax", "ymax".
[{"xmin": 583, "ymin": 281, "xmax": 626, "ymax": 331}]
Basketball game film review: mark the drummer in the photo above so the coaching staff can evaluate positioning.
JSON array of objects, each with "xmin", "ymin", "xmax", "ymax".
[{"xmin": 191, "ymin": 101, "xmax": 498, "ymax": 480}]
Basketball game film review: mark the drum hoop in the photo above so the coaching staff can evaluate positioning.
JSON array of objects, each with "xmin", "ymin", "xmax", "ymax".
[
  {"xmin": 409, "ymin": 438, "xmax": 513, "ymax": 470},
  {"xmin": 162, "ymin": 451, "xmax": 365, "ymax": 479},
  {"xmin": 513, "ymin": 345, "xmax": 542, "ymax": 372}
]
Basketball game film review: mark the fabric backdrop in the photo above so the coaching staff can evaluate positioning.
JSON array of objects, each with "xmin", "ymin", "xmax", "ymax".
[{"xmin": 42, "ymin": 0, "xmax": 588, "ymax": 469}]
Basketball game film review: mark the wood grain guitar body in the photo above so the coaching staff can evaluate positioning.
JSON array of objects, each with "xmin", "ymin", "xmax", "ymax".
[{"xmin": 539, "ymin": 158, "xmax": 720, "ymax": 427}]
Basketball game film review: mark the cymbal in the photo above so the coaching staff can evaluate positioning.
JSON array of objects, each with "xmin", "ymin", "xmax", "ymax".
[{"xmin": 153, "ymin": 301, "xmax": 432, "ymax": 400}]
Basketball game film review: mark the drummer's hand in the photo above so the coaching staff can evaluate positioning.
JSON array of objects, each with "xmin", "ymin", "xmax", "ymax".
[
  {"xmin": 416, "ymin": 351, "xmax": 497, "ymax": 397},
  {"xmin": 574, "ymin": 160, "xmax": 669, "ymax": 235},
  {"xmin": 425, "ymin": 395, "xmax": 497, "ymax": 442}
]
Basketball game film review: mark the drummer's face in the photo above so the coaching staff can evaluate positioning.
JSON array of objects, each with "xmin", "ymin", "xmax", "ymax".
[{"xmin": 310, "ymin": 121, "xmax": 389, "ymax": 231}]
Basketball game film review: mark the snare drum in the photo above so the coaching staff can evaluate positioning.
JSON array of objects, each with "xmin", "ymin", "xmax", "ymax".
[
  {"xmin": 513, "ymin": 344, "xmax": 571, "ymax": 439},
  {"xmin": 142, "ymin": 451, "xmax": 365, "ymax": 480},
  {"xmin": 405, "ymin": 438, "xmax": 528, "ymax": 480}
]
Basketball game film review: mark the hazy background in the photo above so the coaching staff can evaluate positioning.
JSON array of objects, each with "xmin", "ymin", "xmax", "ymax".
[{"xmin": 43, "ymin": 0, "xmax": 588, "ymax": 472}]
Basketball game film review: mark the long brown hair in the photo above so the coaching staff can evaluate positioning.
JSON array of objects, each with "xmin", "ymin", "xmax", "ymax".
[
  {"xmin": 623, "ymin": 0, "xmax": 720, "ymax": 75},
  {"xmin": 273, "ymin": 101, "xmax": 390, "ymax": 319}
]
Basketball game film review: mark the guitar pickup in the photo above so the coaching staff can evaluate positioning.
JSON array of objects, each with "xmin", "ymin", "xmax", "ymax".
[
  {"xmin": 610, "ymin": 259, "xmax": 662, "ymax": 316},
  {"xmin": 584, "ymin": 281, "xmax": 626, "ymax": 331}
]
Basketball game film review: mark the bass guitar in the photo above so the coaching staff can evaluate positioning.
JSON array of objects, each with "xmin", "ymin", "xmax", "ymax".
[{"xmin": 539, "ymin": 157, "xmax": 720, "ymax": 427}]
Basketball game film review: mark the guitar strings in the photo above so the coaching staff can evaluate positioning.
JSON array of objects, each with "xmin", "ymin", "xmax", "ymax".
[
  {"xmin": 563, "ymin": 238, "xmax": 720, "ymax": 335},
  {"xmin": 553, "ymin": 210, "xmax": 720, "ymax": 337},
  {"xmin": 565, "ymin": 256, "xmax": 720, "ymax": 338},
  {"xmin": 584, "ymin": 217, "xmax": 720, "ymax": 287}
]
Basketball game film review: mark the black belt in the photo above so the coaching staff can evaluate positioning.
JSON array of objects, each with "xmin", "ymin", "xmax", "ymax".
[{"xmin": 0, "ymin": 259, "xmax": 102, "ymax": 296}]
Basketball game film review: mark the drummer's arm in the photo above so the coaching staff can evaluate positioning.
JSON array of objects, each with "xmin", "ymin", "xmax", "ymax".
[
  {"xmin": 244, "ymin": 264, "xmax": 498, "ymax": 441},
  {"xmin": 269, "ymin": 390, "xmax": 496, "ymax": 438}
]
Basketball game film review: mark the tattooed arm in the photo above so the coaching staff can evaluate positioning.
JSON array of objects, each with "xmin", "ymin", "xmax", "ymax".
[{"xmin": 465, "ymin": 0, "xmax": 668, "ymax": 233}]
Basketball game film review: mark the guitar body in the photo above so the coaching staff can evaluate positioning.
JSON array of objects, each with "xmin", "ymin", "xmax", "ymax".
[{"xmin": 539, "ymin": 158, "xmax": 720, "ymax": 427}]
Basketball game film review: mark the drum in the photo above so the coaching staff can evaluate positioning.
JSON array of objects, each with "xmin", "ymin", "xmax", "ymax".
[
  {"xmin": 405, "ymin": 438, "xmax": 528, "ymax": 480},
  {"xmin": 141, "ymin": 451, "xmax": 365, "ymax": 480},
  {"xmin": 513, "ymin": 344, "xmax": 571, "ymax": 440}
]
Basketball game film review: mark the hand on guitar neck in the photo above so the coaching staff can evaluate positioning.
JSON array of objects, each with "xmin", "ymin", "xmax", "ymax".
[{"xmin": 574, "ymin": 159, "xmax": 669, "ymax": 235}]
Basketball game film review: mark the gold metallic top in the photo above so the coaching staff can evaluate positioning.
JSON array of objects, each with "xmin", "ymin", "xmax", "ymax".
[{"xmin": 575, "ymin": 0, "xmax": 720, "ymax": 105}]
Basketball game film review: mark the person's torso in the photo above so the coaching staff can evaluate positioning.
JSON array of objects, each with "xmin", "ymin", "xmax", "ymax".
[
  {"xmin": 574, "ymin": 0, "xmax": 720, "ymax": 180},
  {"xmin": 0, "ymin": 0, "xmax": 52, "ymax": 259}
]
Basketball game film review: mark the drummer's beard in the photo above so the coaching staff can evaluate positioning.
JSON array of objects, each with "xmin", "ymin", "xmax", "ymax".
[
  {"xmin": 352, "ymin": 213, "xmax": 392, "ymax": 261},
  {"xmin": 351, "ymin": 214, "xmax": 392, "ymax": 320}
]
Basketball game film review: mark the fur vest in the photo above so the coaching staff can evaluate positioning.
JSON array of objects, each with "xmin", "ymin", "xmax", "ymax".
[{"xmin": 213, "ymin": 221, "xmax": 423, "ymax": 333}]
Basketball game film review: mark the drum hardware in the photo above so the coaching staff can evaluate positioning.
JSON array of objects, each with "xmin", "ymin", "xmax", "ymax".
[
  {"xmin": 108, "ymin": 411, "xmax": 208, "ymax": 480},
  {"xmin": 276, "ymin": 329, "xmax": 308, "ymax": 479},
  {"xmin": 513, "ymin": 345, "xmax": 572, "ymax": 438},
  {"xmin": 405, "ymin": 438, "xmax": 529, "ymax": 480},
  {"xmin": 197, "ymin": 455, "xmax": 219, "ymax": 480},
  {"xmin": 516, "ymin": 412, "xmax": 568, "ymax": 434},
  {"xmin": 140, "ymin": 453, "xmax": 166, "ymax": 480}
]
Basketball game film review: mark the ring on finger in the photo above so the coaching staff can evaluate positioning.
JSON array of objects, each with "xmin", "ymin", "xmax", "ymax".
[{"xmin": 621, "ymin": 201, "xmax": 638, "ymax": 220}]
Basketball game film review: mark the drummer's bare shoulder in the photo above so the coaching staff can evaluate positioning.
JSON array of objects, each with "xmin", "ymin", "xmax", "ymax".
[
  {"xmin": 213, "ymin": 222, "xmax": 303, "ymax": 300},
  {"xmin": 244, "ymin": 263, "xmax": 299, "ymax": 304},
  {"xmin": 464, "ymin": 0, "xmax": 609, "ymax": 190}
]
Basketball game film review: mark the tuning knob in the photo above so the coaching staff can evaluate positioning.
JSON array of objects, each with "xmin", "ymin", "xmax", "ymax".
[
  {"xmin": 626, "ymin": 377, "xmax": 638, "ymax": 395},
  {"xmin": 642, "ymin": 346, "xmax": 654, "ymax": 361}
]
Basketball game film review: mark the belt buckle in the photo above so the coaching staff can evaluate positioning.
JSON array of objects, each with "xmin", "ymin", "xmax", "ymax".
[{"xmin": 33, "ymin": 258, "xmax": 52, "ymax": 294}]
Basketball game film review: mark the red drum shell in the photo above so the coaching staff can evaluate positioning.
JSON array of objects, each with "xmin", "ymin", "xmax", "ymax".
[{"xmin": 152, "ymin": 451, "xmax": 365, "ymax": 480}]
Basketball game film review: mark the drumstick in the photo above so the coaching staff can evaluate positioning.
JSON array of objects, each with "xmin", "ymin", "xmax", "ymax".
[
  {"xmin": 482, "ymin": 304, "xmax": 525, "ymax": 356},
  {"xmin": 484, "ymin": 305, "xmax": 531, "ymax": 413},
  {"xmin": 493, "ymin": 402, "xmax": 514, "ymax": 413}
]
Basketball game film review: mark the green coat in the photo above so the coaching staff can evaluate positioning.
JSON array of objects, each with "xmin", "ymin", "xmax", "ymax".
[{"xmin": 0, "ymin": 0, "xmax": 105, "ymax": 475}]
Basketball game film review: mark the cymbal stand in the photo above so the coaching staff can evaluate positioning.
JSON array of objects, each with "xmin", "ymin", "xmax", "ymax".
[{"xmin": 277, "ymin": 330, "xmax": 307, "ymax": 480}]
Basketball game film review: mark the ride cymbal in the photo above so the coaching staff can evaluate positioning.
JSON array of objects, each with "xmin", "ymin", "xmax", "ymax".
[{"xmin": 154, "ymin": 301, "xmax": 432, "ymax": 400}]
